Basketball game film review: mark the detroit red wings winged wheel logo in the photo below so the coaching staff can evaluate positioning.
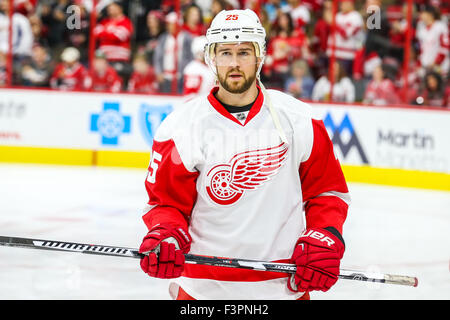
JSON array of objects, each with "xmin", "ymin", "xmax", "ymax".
[{"xmin": 206, "ymin": 142, "xmax": 288, "ymax": 205}]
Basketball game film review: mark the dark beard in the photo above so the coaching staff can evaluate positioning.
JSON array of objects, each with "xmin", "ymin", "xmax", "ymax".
[{"xmin": 217, "ymin": 68, "xmax": 257, "ymax": 94}]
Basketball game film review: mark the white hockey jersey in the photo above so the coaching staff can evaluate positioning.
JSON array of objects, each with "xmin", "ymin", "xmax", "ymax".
[{"xmin": 143, "ymin": 86, "xmax": 350, "ymax": 299}]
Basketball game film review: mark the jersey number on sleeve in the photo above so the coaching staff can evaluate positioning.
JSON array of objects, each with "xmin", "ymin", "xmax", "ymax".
[{"xmin": 147, "ymin": 151, "xmax": 162, "ymax": 184}]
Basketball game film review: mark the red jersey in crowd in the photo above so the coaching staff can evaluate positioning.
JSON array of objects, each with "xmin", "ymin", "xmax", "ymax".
[
  {"xmin": 416, "ymin": 20, "xmax": 449, "ymax": 74},
  {"xmin": 49, "ymin": 63, "xmax": 89, "ymax": 91},
  {"xmin": 86, "ymin": 65, "xmax": 122, "ymax": 93},
  {"xmin": 364, "ymin": 78, "xmax": 401, "ymax": 105},
  {"xmin": 127, "ymin": 67, "xmax": 158, "ymax": 94},
  {"xmin": 302, "ymin": 0, "xmax": 324, "ymax": 12},
  {"xmin": 94, "ymin": 15, "xmax": 133, "ymax": 62},
  {"xmin": 181, "ymin": 24, "xmax": 205, "ymax": 37},
  {"xmin": 326, "ymin": 10, "xmax": 364, "ymax": 61},
  {"xmin": 265, "ymin": 29, "xmax": 307, "ymax": 74},
  {"xmin": 311, "ymin": 17, "xmax": 330, "ymax": 54},
  {"xmin": 14, "ymin": 0, "xmax": 37, "ymax": 15}
]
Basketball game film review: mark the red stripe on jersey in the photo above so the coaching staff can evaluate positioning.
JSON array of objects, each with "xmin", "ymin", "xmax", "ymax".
[
  {"xmin": 175, "ymin": 286, "xmax": 310, "ymax": 299},
  {"xmin": 183, "ymin": 259, "xmax": 291, "ymax": 281},
  {"xmin": 143, "ymin": 139, "xmax": 199, "ymax": 231},
  {"xmin": 304, "ymin": 196, "xmax": 348, "ymax": 233},
  {"xmin": 299, "ymin": 119, "xmax": 349, "ymax": 234}
]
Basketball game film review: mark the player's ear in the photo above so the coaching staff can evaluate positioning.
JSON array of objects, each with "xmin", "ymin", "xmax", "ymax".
[{"xmin": 256, "ymin": 57, "xmax": 263, "ymax": 69}]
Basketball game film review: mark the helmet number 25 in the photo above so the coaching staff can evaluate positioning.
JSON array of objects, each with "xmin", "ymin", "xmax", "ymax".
[{"xmin": 225, "ymin": 14, "xmax": 238, "ymax": 20}]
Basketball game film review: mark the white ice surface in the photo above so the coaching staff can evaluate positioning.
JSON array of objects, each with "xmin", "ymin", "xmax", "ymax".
[{"xmin": 0, "ymin": 163, "xmax": 448, "ymax": 299}]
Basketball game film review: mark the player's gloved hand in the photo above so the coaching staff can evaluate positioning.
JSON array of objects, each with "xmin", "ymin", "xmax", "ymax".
[
  {"xmin": 288, "ymin": 227, "xmax": 345, "ymax": 292},
  {"xmin": 139, "ymin": 224, "xmax": 191, "ymax": 279}
]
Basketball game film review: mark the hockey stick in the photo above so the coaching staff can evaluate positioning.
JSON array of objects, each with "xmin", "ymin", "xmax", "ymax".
[{"xmin": 0, "ymin": 235, "xmax": 418, "ymax": 287}]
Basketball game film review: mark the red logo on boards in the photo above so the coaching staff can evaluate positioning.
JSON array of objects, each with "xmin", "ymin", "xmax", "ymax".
[{"xmin": 206, "ymin": 143, "xmax": 288, "ymax": 205}]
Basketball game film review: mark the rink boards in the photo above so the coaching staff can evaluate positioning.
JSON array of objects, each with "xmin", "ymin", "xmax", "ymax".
[{"xmin": 0, "ymin": 88, "xmax": 449, "ymax": 191}]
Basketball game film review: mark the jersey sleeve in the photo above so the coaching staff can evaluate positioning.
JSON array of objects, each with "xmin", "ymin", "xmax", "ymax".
[
  {"xmin": 435, "ymin": 27, "xmax": 449, "ymax": 65},
  {"xmin": 142, "ymin": 138, "xmax": 199, "ymax": 231},
  {"xmin": 299, "ymin": 119, "xmax": 350, "ymax": 235}
]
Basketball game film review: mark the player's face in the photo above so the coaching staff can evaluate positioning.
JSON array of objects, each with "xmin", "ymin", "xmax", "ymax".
[{"xmin": 214, "ymin": 42, "xmax": 259, "ymax": 94}]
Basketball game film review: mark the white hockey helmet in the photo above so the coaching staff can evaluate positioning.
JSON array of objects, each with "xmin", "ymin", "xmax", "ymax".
[{"xmin": 205, "ymin": 9, "xmax": 266, "ymax": 77}]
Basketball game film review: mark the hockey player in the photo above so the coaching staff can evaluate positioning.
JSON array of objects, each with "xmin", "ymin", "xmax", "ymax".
[{"xmin": 139, "ymin": 9, "xmax": 350, "ymax": 300}]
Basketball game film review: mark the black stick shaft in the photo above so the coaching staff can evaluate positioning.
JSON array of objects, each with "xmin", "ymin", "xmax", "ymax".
[{"xmin": 0, "ymin": 235, "xmax": 418, "ymax": 287}]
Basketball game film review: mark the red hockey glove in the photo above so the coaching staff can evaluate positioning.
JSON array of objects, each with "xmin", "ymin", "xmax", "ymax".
[
  {"xmin": 139, "ymin": 224, "xmax": 191, "ymax": 279},
  {"xmin": 288, "ymin": 227, "xmax": 345, "ymax": 292}
]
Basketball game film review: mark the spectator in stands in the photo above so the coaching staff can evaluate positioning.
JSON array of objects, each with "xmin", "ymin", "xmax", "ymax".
[
  {"xmin": 285, "ymin": 0, "xmax": 311, "ymax": 30},
  {"xmin": 395, "ymin": 46, "xmax": 421, "ymax": 105},
  {"xmin": 15, "ymin": 0, "xmax": 37, "ymax": 16},
  {"xmin": 153, "ymin": 11, "xmax": 193, "ymax": 93},
  {"xmin": 312, "ymin": 60, "xmax": 355, "ymax": 103},
  {"xmin": 20, "ymin": 44, "xmax": 52, "ymax": 87},
  {"xmin": 65, "ymin": 0, "xmax": 90, "ymax": 65},
  {"xmin": 416, "ymin": 5, "xmax": 449, "ymax": 77},
  {"xmin": 94, "ymin": 0, "xmax": 133, "ymax": 83},
  {"xmin": 50, "ymin": 47, "xmax": 89, "ymax": 91},
  {"xmin": 133, "ymin": 0, "xmax": 165, "ymax": 45},
  {"xmin": 208, "ymin": 0, "xmax": 230, "ymax": 24},
  {"xmin": 263, "ymin": 0, "xmax": 286, "ymax": 24},
  {"xmin": 28, "ymin": 14, "xmax": 49, "ymax": 48},
  {"xmin": 310, "ymin": 0, "xmax": 332, "ymax": 78},
  {"xmin": 363, "ymin": 64, "xmax": 400, "ymax": 105},
  {"xmin": 159, "ymin": 0, "xmax": 195, "ymax": 14},
  {"xmin": 263, "ymin": 12, "xmax": 309, "ymax": 88},
  {"xmin": 284, "ymin": 59, "xmax": 315, "ymax": 100},
  {"xmin": 136, "ymin": 10, "xmax": 165, "ymax": 63},
  {"xmin": 417, "ymin": 71, "xmax": 446, "ymax": 107},
  {"xmin": 86, "ymin": 49, "xmax": 122, "ymax": 93},
  {"xmin": 363, "ymin": 0, "xmax": 403, "ymax": 66},
  {"xmin": 196, "ymin": 0, "xmax": 218, "ymax": 24},
  {"xmin": 39, "ymin": 0, "xmax": 70, "ymax": 49},
  {"xmin": 183, "ymin": 35, "xmax": 215, "ymax": 95},
  {"xmin": 127, "ymin": 54, "xmax": 158, "ymax": 94},
  {"xmin": 0, "ymin": 0, "xmax": 34, "ymax": 61},
  {"xmin": 302, "ymin": 0, "xmax": 323, "ymax": 13},
  {"xmin": 182, "ymin": 4, "xmax": 205, "ymax": 37},
  {"xmin": 389, "ymin": 2, "xmax": 417, "ymax": 55},
  {"xmin": 326, "ymin": 0, "xmax": 364, "ymax": 77}
]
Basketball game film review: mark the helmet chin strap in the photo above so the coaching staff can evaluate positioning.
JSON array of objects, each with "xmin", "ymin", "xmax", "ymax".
[
  {"xmin": 254, "ymin": 52, "xmax": 289, "ymax": 145},
  {"xmin": 258, "ymin": 78, "xmax": 289, "ymax": 145}
]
